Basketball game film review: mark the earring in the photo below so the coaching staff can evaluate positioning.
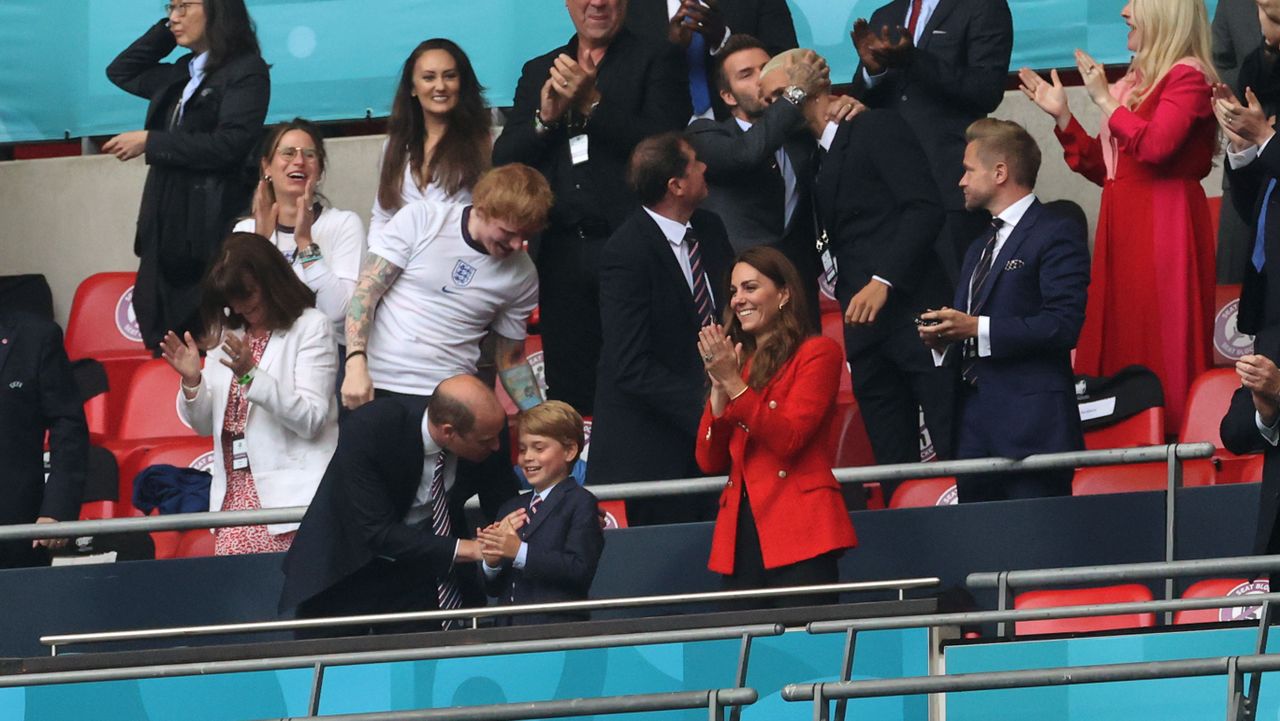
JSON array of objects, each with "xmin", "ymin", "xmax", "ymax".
[{"xmin": 779, "ymin": 300, "xmax": 787, "ymax": 310}]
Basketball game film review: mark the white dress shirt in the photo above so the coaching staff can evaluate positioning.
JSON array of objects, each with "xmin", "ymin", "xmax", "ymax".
[
  {"xmin": 406, "ymin": 409, "xmax": 461, "ymax": 558},
  {"xmin": 178, "ymin": 52, "xmax": 208, "ymax": 122},
  {"xmin": 643, "ymin": 207, "xmax": 715, "ymax": 307},
  {"xmin": 932, "ymin": 192, "xmax": 1037, "ymax": 366},
  {"xmin": 862, "ymin": 0, "xmax": 942, "ymax": 87},
  {"xmin": 1227, "ymin": 135, "xmax": 1276, "ymax": 169}
]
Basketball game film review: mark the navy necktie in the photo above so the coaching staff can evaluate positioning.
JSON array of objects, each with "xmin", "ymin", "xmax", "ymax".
[
  {"xmin": 686, "ymin": 229, "xmax": 715, "ymax": 327},
  {"xmin": 686, "ymin": 32, "xmax": 711, "ymax": 115},
  {"xmin": 961, "ymin": 218, "xmax": 1004, "ymax": 385},
  {"xmin": 430, "ymin": 451, "xmax": 462, "ymax": 627}
]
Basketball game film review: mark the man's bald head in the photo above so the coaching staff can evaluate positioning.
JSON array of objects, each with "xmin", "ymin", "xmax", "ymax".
[{"xmin": 428, "ymin": 374, "xmax": 506, "ymax": 462}]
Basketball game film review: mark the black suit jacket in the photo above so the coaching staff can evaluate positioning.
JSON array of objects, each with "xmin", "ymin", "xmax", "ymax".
[
  {"xmin": 814, "ymin": 110, "xmax": 946, "ymax": 355},
  {"xmin": 1226, "ymin": 47, "xmax": 1280, "ymax": 334},
  {"xmin": 625, "ymin": 0, "xmax": 798, "ymax": 115},
  {"xmin": 279, "ymin": 396, "xmax": 517, "ymax": 611},
  {"xmin": 685, "ymin": 99, "xmax": 817, "ymax": 256},
  {"xmin": 0, "ymin": 312, "xmax": 88, "ymax": 568},
  {"xmin": 1221, "ymin": 329, "xmax": 1280, "ymax": 555},
  {"xmin": 851, "ymin": 0, "xmax": 1012, "ymax": 211},
  {"xmin": 1213, "ymin": 0, "xmax": 1263, "ymax": 94},
  {"xmin": 107, "ymin": 20, "xmax": 270, "ymax": 346},
  {"xmin": 949, "ymin": 200, "xmax": 1090, "ymax": 458},
  {"xmin": 589, "ymin": 207, "xmax": 735, "ymax": 484},
  {"xmin": 482, "ymin": 480, "xmax": 604, "ymax": 624},
  {"xmin": 492, "ymin": 28, "xmax": 690, "ymax": 242}
]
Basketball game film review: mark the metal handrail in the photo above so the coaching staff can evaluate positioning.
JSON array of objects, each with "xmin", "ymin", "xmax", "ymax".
[
  {"xmin": 260, "ymin": 687, "xmax": 758, "ymax": 721},
  {"xmin": 804, "ymin": 592, "xmax": 1280, "ymax": 635},
  {"xmin": 968, "ymin": 555, "xmax": 1280, "ymax": 590},
  {"xmin": 3, "ymin": 625, "xmax": 783, "ymax": 688},
  {"xmin": 40, "ymin": 578, "xmax": 940, "ymax": 651},
  {"xmin": 0, "ymin": 443, "xmax": 1216, "ymax": 542}
]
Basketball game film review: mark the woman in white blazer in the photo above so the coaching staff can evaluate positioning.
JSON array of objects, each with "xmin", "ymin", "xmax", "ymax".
[{"xmin": 161, "ymin": 232, "xmax": 338, "ymax": 555}]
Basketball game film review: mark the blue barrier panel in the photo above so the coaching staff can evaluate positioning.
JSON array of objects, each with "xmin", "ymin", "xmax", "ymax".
[
  {"xmin": 0, "ymin": 0, "xmax": 1220, "ymax": 143},
  {"xmin": 0, "ymin": 629, "xmax": 926, "ymax": 721},
  {"xmin": 945, "ymin": 626, "xmax": 1277, "ymax": 721}
]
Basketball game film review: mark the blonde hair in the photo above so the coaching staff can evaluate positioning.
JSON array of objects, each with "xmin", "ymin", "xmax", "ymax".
[
  {"xmin": 473, "ymin": 164, "xmax": 555, "ymax": 235},
  {"xmin": 1127, "ymin": 0, "xmax": 1218, "ymax": 107},
  {"xmin": 518, "ymin": 400, "xmax": 585, "ymax": 462},
  {"xmin": 965, "ymin": 118, "xmax": 1042, "ymax": 188}
]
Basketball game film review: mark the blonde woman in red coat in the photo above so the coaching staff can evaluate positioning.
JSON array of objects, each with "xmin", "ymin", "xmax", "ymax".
[{"xmin": 696, "ymin": 246, "xmax": 857, "ymax": 609}]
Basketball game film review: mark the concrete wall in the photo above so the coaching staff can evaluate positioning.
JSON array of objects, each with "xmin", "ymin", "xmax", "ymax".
[{"xmin": 0, "ymin": 87, "xmax": 1225, "ymax": 326}]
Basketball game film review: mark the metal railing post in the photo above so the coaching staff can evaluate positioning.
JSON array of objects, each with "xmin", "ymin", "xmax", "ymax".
[
  {"xmin": 307, "ymin": 662, "xmax": 325, "ymax": 717},
  {"xmin": 729, "ymin": 632, "xmax": 752, "ymax": 721},
  {"xmin": 996, "ymin": 571, "xmax": 1011, "ymax": 639},
  {"xmin": 1226, "ymin": 656, "xmax": 1247, "ymax": 721},
  {"xmin": 1165, "ymin": 443, "xmax": 1183, "ymax": 624},
  {"xmin": 813, "ymin": 683, "xmax": 829, "ymax": 721},
  {"xmin": 1244, "ymin": 601, "xmax": 1273, "ymax": 721},
  {"xmin": 833, "ymin": 628, "xmax": 857, "ymax": 721}
]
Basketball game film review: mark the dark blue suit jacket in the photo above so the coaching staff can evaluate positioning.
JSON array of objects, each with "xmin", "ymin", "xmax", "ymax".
[
  {"xmin": 482, "ymin": 479, "xmax": 604, "ymax": 624},
  {"xmin": 952, "ymin": 199, "xmax": 1090, "ymax": 459}
]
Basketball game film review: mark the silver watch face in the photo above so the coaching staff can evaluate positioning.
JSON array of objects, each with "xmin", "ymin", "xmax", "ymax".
[{"xmin": 784, "ymin": 86, "xmax": 806, "ymax": 105}]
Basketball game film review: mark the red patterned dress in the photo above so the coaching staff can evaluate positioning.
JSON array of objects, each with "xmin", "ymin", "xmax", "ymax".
[{"xmin": 214, "ymin": 332, "xmax": 296, "ymax": 555}]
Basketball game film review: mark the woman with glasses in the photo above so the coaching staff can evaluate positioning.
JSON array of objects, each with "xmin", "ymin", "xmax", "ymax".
[{"xmin": 106, "ymin": 0, "xmax": 270, "ymax": 351}]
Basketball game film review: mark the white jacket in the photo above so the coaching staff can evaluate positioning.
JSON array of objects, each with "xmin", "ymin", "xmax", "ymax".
[{"xmin": 177, "ymin": 307, "xmax": 338, "ymax": 534}]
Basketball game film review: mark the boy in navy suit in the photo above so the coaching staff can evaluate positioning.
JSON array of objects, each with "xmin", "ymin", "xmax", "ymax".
[{"xmin": 479, "ymin": 401, "xmax": 604, "ymax": 624}]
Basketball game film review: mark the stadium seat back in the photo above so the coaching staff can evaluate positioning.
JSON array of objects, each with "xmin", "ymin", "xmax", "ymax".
[
  {"xmin": 1084, "ymin": 407, "xmax": 1164, "ymax": 450},
  {"xmin": 1072, "ymin": 458, "xmax": 1215, "ymax": 495},
  {"xmin": 175, "ymin": 529, "xmax": 217, "ymax": 558},
  {"xmin": 1014, "ymin": 584, "xmax": 1156, "ymax": 636},
  {"xmin": 1179, "ymin": 368, "xmax": 1243, "ymax": 448},
  {"xmin": 819, "ymin": 313, "xmax": 854, "ymax": 404},
  {"xmin": 1174, "ymin": 578, "xmax": 1268, "ymax": 625},
  {"xmin": 112, "ymin": 360, "xmax": 200, "ymax": 442},
  {"xmin": 889, "ymin": 477, "xmax": 958, "ymax": 509},
  {"xmin": 64, "ymin": 272, "xmax": 149, "ymax": 360}
]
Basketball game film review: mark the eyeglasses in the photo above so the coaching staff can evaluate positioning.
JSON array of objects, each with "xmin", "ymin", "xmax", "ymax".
[
  {"xmin": 277, "ymin": 146, "xmax": 319, "ymax": 161},
  {"xmin": 164, "ymin": 2, "xmax": 203, "ymax": 17}
]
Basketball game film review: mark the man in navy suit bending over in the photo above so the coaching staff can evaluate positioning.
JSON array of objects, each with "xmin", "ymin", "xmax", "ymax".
[{"xmin": 919, "ymin": 118, "xmax": 1090, "ymax": 502}]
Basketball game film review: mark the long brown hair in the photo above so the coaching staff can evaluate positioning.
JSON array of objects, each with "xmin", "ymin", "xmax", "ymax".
[
  {"xmin": 721, "ymin": 246, "xmax": 815, "ymax": 389},
  {"xmin": 376, "ymin": 39, "xmax": 491, "ymax": 211},
  {"xmin": 199, "ymin": 232, "xmax": 315, "ymax": 339}
]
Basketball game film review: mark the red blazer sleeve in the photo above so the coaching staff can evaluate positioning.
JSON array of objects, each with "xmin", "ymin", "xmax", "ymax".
[
  {"xmin": 721, "ymin": 338, "xmax": 843, "ymax": 459},
  {"xmin": 695, "ymin": 404, "xmax": 734, "ymax": 475},
  {"xmin": 1054, "ymin": 115, "xmax": 1107, "ymax": 187},
  {"xmin": 1108, "ymin": 64, "xmax": 1213, "ymax": 167}
]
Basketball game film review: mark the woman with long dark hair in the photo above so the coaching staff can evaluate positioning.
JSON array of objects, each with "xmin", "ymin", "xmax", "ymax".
[
  {"xmin": 369, "ymin": 39, "xmax": 491, "ymax": 241},
  {"xmin": 160, "ymin": 233, "xmax": 338, "ymax": 555},
  {"xmin": 106, "ymin": 0, "xmax": 271, "ymax": 351},
  {"xmin": 695, "ymin": 247, "xmax": 857, "ymax": 608}
]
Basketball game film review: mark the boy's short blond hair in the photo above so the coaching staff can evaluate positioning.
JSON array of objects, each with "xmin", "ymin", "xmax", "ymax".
[{"xmin": 518, "ymin": 400, "xmax": 585, "ymax": 462}]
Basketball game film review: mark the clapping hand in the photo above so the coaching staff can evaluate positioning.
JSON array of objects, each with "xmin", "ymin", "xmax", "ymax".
[
  {"xmin": 698, "ymin": 323, "xmax": 744, "ymax": 417},
  {"xmin": 160, "ymin": 330, "xmax": 203, "ymax": 391},
  {"xmin": 251, "ymin": 175, "xmax": 278, "ymax": 235},
  {"xmin": 1018, "ymin": 67, "xmax": 1070, "ymax": 127},
  {"xmin": 295, "ymin": 177, "xmax": 317, "ymax": 250},
  {"xmin": 478, "ymin": 508, "xmax": 528, "ymax": 562},
  {"xmin": 850, "ymin": 19, "xmax": 912, "ymax": 75},
  {"xmin": 668, "ymin": 0, "xmax": 727, "ymax": 48},
  {"xmin": 1075, "ymin": 49, "xmax": 1118, "ymax": 115},
  {"xmin": 548, "ymin": 52, "xmax": 602, "ymax": 118},
  {"xmin": 1214, "ymin": 84, "xmax": 1275, "ymax": 150},
  {"xmin": 219, "ymin": 332, "xmax": 254, "ymax": 378}
]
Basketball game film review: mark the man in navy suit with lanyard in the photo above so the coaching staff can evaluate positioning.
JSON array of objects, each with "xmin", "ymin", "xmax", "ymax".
[{"xmin": 920, "ymin": 119, "xmax": 1090, "ymax": 502}]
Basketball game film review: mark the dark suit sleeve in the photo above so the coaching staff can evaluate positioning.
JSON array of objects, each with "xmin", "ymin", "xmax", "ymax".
[
  {"xmin": 1221, "ymin": 385, "xmax": 1271, "ymax": 455},
  {"xmin": 339, "ymin": 420, "xmax": 456, "ymax": 574},
  {"xmin": 861, "ymin": 112, "xmax": 945, "ymax": 289},
  {"xmin": 37, "ymin": 324, "xmax": 88, "ymax": 521},
  {"xmin": 902, "ymin": 0, "xmax": 1013, "ymax": 115},
  {"xmin": 523, "ymin": 489, "xmax": 604, "ymax": 592},
  {"xmin": 106, "ymin": 20, "xmax": 181, "ymax": 100},
  {"xmin": 686, "ymin": 100, "xmax": 804, "ymax": 179},
  {"xmin": 988, "ymin": 215, "xmax": 1091, "ymax": 358},
  {"xmin": 585, "ymin": 43, "xmax": 692, "ymax": 150},
  {"xmin": 599, "ymin": 235, "xmax": 707, "ymax": 437},
  {"xmin": 143, "ymin": 57, "xmax": 271, "ymax": 172},
  {"xmin": 493, "ymin": 58, "xmax": 564, "ymax": 167}
]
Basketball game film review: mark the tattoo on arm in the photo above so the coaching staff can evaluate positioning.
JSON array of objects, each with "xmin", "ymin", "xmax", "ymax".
[
  {"xmin": 495, "ymin": 335, "xmax": 543, "ymax": 411},
  {"xmin": 345, "ymin": 253, "xmax": 403, "ymax": 352}
]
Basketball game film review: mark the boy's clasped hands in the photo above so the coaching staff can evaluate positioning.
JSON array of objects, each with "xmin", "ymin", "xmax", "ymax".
[{"xmin": 477, "ymin": 508, "xmax": 529, "ymax": 567}]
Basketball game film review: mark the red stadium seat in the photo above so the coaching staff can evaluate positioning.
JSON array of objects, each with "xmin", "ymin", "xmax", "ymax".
[
  {"xmin": 107, "ymin": 360, "xmax": 200, "ymax": 444},
  {"xmin": 116, "ymin": 438, "xmax": 216, "ymax": 518},
  {"xmin": 599, "ymin": 500, "xmax": 628, "ymax": 529},
  {"xmin": 1180, "ymin": 368, "xmax": 1263, "ymax": 483},
  {"xmin": 888, "ymin": 477, "xmax": 958, "ymax": 509},
  {"xmin": 1174, "ymin": 578, "xmax": 1269, "ymax": 625},
  {"xmin": 820, "ymin": 313, "xmax": 853, "ymax": 405},
  {"xmin": 174, "ymin": 529, "xmax": 216, "ymax": 558},
  {"xmin": 1213, "ymin": 284, "xmax": 1253, "ymax": 368},
  {"xmin": 1014, "ymin": 584, "xmax": 1156, "ymax": 636},
  {"xmin": 151, "ymin": 531, "xmax": 182, "ymax": 560},
  {"xmin": 1207, "ymin": 195, "xmax": 1222, "ymax": 239},
  {"xmin": 64, "ymin": 272, "xmax": 149, "ymax": 361},
  {"xmin": 1083, "ymin": 407, "xmax": 1165, "ymax": 450},
  {"xmin": 1071, "ymin": 458, "xmax": 1215, "ymax": 495}
]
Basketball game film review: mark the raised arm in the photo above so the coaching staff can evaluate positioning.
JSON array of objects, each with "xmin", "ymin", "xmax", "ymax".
[{"xmin": 106, "ymin": 19, "xmax": 181, "ymax": 100}]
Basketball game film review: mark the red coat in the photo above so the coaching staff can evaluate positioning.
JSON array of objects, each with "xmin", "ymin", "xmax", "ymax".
[{"xmin": 696, "ymin": 336, "xmax": 857, "ymax": 575}]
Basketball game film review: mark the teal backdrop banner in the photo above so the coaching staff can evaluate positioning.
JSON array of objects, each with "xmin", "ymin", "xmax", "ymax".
[{"xmin": 0, "ymin": 0, "xmax": 1220, "ymax": 144}]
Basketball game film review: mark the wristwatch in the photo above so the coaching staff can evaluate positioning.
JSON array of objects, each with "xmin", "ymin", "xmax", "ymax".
[
  {"xmin": 296, "ymin": 242, "xmax": 323, "ymax": 264},
  {"xmin": 782, "ymin": 85, "xmax": 807, "ymax": 106}
]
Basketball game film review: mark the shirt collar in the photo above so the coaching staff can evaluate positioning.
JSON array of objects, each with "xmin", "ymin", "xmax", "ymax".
[
  {"xmin": 421, "ymin": 408, "xmax": 443, "ymax": 458},
  {"xmin": 642, "ymin": 206, "xmax": 692, "ymax": 248},
  {"xmin": 995, "ymin": 193, "xmax": 1037, "ymax": 231},
  {"xmin": 818, "ymin": 121, "xmax": 839, "ymax": 151},
  {"xmin": 189, "ymin": 51, "xmax": 209, "ymax": 80},
  {"xmin": 734, "ymin": 117, "xmax": 753, "ymax": 132}
]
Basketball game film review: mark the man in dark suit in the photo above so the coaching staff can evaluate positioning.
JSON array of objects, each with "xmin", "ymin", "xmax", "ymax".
[
  {"xmin": 850, "ymin": 0, "xmax": 1013, "ymax": 279},
  {"xmin": 0, "ymin": 311, "xmax": 87, "ymax": 568},
  {"xmin": 493, "ymin": 0, "xmax": 691, "ymax": 415},
  {"xmin": 625, "ymin": 0, "xmax": 797, "ymax": 117},
  {"xmin": 1221, "ymin": 329, "xmax": 1280, "ymax": 555},
  {"xmin": 1215, "ymin": 0, "xmax": 1265, "ymax": 283},
  {"xmin": 588, "ymin": 132, "xmax": 734, "ymax": 525},
  {"xmin": 279, "ymin": 374, "xmax": 519, "ymax": 635},
  {"xmin": 920, "ymin": 119, "xmax": 1090, "ymax": 502},
  {"xmin": 762, "ymin": 51, "xmax": 953, "ymax": 498},
  {"xmin": 686, "ymin": 36, "xmax": 837, "ymax": 321}
]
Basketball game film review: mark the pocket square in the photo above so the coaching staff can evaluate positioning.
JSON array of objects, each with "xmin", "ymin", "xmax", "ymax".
[
  {"xmin": 932, "ymin": 30, "xmax": 947, "ymax": 34},
  {"xmin": 1004, "ymin": 259, "xmax": 1025, "ymax": 270}
]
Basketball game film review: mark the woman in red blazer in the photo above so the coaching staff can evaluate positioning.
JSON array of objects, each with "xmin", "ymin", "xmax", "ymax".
[{"xmin": 695, "ymin": 247, "xmax": 857, "ymax": 607}]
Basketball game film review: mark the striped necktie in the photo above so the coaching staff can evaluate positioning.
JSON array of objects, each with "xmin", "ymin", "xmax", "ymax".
[
  {"xmin": 529, "ymin": 493, "xmax": 543, "ymax": 515},
  {"xmin": 961, "ymin": 218, "xmax": 1004, "ymax": 385},
  {"xmin": 685, "ymin": 229, "xmax": 715, "ymax": 327},
  {"xmin": 429, "ymin": 450, "xmax": 462, "ymax": 628}
]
